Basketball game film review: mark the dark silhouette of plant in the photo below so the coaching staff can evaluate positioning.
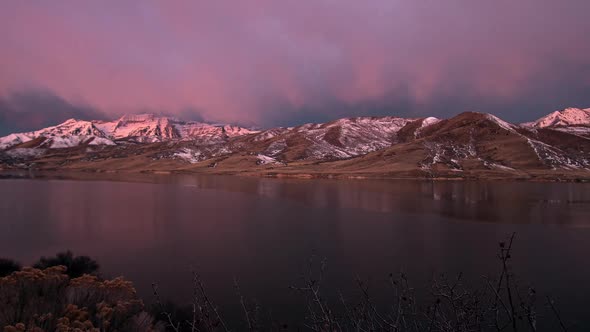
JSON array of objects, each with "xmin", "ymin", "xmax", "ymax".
[
  {"xmin": 0, "ymin": 235, "xmax": 574, "ymax": 331},
  {"xmin": 145, "ymin": 233, "xmax": 573, "ymax": 331},
  {"xmin": 148, "ymin": 301, "xmax": 193, "ymax": 332},
  {"xmin": 33, "ymin": 250, "xmax": 99, "ymax": 278},
  {"xmin": 151, "ymin": 269, "xmax": 230, "ymax": 332},
  {"xmin": 0, "ymin": 258, "xmax": 21, "ymax": 277},
  {"xmin": 0, "ymin": 266, "xmax": 161, "ymax": 331}
]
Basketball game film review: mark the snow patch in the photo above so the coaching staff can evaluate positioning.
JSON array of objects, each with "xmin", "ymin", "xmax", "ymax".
[
  {"xmin": 421, "ymin": 117, "xmax": 440, "ymax": 127},
  {"xmin": 256, "ymin": 154, "xmax": 282, "ymax": 165},
  {"xmin": 553, "ymin": 126, "xmax": 590, "ymax": 137},
  {"xmin": 415, "ymin": 117, "xmax": 440, "ymax": 137},
  {"xmin": 173, "ymin": 148, "xmax": 204, "ymax": 164},
  {"xmin": 482, "ymin": 161, "xmax": 516, "ymax": 172},
  {"xmin": 526, "ymin": 138, "xmax": 589, "ymax": 170},
  {"xmin": 88, "ymin": 137, "xmax": 116, "ymax": 146},
  {"xmin": 6, "ymin": 148, "xmax": 45, "ymax": 159},
  {"xmin": 265, "ymin": 139, "xmax": 287, "ymax": 156},
  {"xmin": 485, "ymin": 114, "xmax": 517, "ymax": 132},
  {"xmin": 420, "ymin": 141, "xmax": 476, "ymax": 170}
]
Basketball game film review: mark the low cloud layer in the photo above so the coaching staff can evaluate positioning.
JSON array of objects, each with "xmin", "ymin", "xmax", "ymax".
[
  {"xmin": 1, "ymin": 0, "xmax": 590, "ymax": 132},
  {"xmin": 0, "ymin": 90, "xmax": 104, "ymax": 135}
]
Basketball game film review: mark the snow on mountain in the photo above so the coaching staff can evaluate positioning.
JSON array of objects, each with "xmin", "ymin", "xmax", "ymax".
[
  {"xmin": 521, "ymin": 107, "xmax": 590, "ymax": 139},
  {"xmin": 251, "ymin": 116, "xmax": 417, "ymax": 161},
  {"xmin": 172, "ymin": 144, "xmax": 234, "ymax": 164},
  {"xmin": 305, "ymin": 116, "xmax": 415, "ymax": 158},
  {"xmin": 0, "ymin": 133, "xmax": 34, "ymax": 150},
  {"xmin": 485, "ymin": 114, "xmax": 518, "ymax": 132},
  {"xmin": 2, "ymin": 109, "xmax": 589, "ymax": 178},
  {"xmin": 0, "ymin": 114, "xmax": 258, "ymax": 150},
  {"xmin": 99, "ymin": 114, "xmax": 258, "ymax": 141},
  {"xmin": 169, "ymin": 116, "xmax": 421, "ymax": 164},
  {"xmin": 526, "ymin": 107, "xmax": 590, "ymax": 128},
  {"xmin": 173, "ymin": 148, "xmax": 205, "ymax": 164},
  {"xmin": 97, "ymin": 114, "xmax": 257, "ymax": 141},
  {"xmin": 552, "ymin": 126, "xmax": 590, "ymax": 136},
  {"xmin": 103, "ymin": 114, "xmax": 180, "ymax": 139},
  {"xmin": 5, "ymin": 148, "xmax": 45, "ymax": 159},
  {"xmin": 421, "ymin": 117, "xmax": 440, "ymax": 128},
  {"xmin": 414, "ymin": 117, "xmax": 441, "ymax": 137},
  {"xmin": 252, "ymin": 128, "xmax": 289, "ymax": 141},
  {"xmin": 256, "ymin": 154, "xmax": 282, "ymax": 165},
  {"xmin": 422, "ymin": 112, "xmax": 590, "ymax": 171},
  {"xmin": 0, "ymin": 119, "xmax": 113, "ymax": 149}
]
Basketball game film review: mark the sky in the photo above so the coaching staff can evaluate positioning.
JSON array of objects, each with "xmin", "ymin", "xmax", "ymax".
[{"xmin": 1, "ymin": 0, "xmax": 590, "ymax": 135}]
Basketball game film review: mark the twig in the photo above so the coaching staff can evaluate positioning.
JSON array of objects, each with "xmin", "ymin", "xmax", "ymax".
[
  {"xmin": 193, "ymin": 270, "xmax": 230, "ymax": 332},
  {"xmin": 547, "ymin": 296, "xmax": 568, "ymax": 332},
  {"xmin": 151, "ymin": 282, "xmax": 180, "ymax": 332},
  {"xmin": 234, "ymin": 277, "xmax": 253, "ymax": 331}
]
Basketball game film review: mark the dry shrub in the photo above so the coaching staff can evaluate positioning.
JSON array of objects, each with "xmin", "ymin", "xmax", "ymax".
[{"xmin": 0, "ymin": 266, "xmax": 161, "ymax": 332}]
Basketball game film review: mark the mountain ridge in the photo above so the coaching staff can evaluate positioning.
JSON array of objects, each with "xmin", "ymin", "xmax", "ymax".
[
  {"xmin": 0, "ymin": 114, "xmax": 258, "ymax": 150},
  {"xmin": 1, "ymin": 108, "xmax": 589, "ymax": 181}
]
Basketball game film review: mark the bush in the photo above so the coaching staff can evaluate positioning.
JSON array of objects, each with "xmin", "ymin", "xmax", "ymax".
[
  {"xmin": 33, "ymin": 251, "xmax": 99, "ymax": 278},
  {"xmin": 0, "ymin": 258, "xmax": 21, "ymax": 277},
  {"xmin": 0, "ymin": 266, "xmax": 162, "ymax": 331}
]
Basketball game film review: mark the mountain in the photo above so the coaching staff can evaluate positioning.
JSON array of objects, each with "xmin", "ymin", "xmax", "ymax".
[
  {"xmin": 1, "ymin": 109, "xmax": 589, "ymax": 181},
  {"xmin": 328, "ymin": 112, "xmax": 590, "ymax": 178},
  {"xmin": 95, "ymin": 114, "xmax": 255, "ymax": 141},
  {"xmin": 523, "ymin": 107, "xmax": 590, "ymax": 137},
  {"xmin": 0, "ymin": 119, "xmax": 114, "ymax": 150},
  {"xmin": 525, "ymin": 107, "xmax": 590, "ymax": 128},
  {"xmin": 0, "ymin": 114, "xmax": 258, "ymax": 150},
  {"xmin": 236, "ymin": 116, "xmax": 430, "ymax": 161},
  {"xmin": 153, "ymin": 116, "xmax": 432, "ymax": 165}
]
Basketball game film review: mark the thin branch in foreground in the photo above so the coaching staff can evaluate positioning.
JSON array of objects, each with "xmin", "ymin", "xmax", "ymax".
[
  {"xmin": 547, "ymin": 296, "xmax": 568, "ymax": 332},
  {"xmin": 152, "ymin": 282, "xmax": 180, "ymax": 332},
  {"xmin": 234, "ymin": 277, "xmax": 254, "ymax": 331},
  {"xmin": 193, "ymin": 270, "xmax": 230, "ymax": 332}
]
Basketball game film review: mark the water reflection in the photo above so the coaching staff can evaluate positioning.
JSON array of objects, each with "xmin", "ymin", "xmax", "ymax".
[
  {"xmin": 167, "ymin": 175, "xmax": 590, "ymax": 226},
  {"xmin": 3, "ymin": 172, "xmax": 590, "ymax": 226},
  {"xmin": 1, "ymin": 175, "xmax": 589, "ymax": 328}
]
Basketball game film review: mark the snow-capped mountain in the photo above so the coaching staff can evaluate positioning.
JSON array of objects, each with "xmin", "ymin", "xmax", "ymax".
[
  {"xmin": 294, "ymin": 116, "xmax": 421, "ymax": 158},
  {"xmin": 1, "ymin": 108, "xmax": 589, "ymax": 180},
  {"xmin": 95, "ymin": 114, "xmax": 255, "ymax": 141},
  {"xmin": 0, "ymin": 114, "xmax": 258, "ymax": 150},
  {"xmin": 171, "ymin": 116, "xmax": 430, "ymax": 164},
  {"xmin": 522, "ymin": 107, "xmax": 590, "ymax": 138},
  {"xmin": 256, "ymin": 116, "xmax": 434, "ymax": 160},
  {"xmin": 416, "ymin": 112, "xmax": 590, "ymax": 171},
  {"xmin": 0, "ymin": 119, "xmax": 115, "ymax": 150},
  {"xmin": 525, "ymin": 107, "xmax": 590, "ymax": 128}
]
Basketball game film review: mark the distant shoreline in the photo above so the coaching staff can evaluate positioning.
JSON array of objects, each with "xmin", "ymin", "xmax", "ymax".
[{"xmin": 1, "ymin": 168, "xmax": 589, "ymax": 184}]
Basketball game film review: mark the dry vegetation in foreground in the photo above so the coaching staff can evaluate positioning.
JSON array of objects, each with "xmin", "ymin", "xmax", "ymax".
[
  {"xmin": 0, "ymin": 266, "xmax": 159, "ymax": 331},
  {"xmin": 0, "ymin": 252, "xmax": 162, "ymax": 331},
  {"xmin": 0, "ymin": 235, "xmax": 577, "ymax": 331}
]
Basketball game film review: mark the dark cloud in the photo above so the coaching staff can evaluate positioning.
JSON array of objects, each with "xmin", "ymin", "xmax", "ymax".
[
  {"xmin": 0, "ymin": 89, "xmax": 105, "ymax": 136},
  {"xmin": 266, "ymin": 58, "xmax": 590, "ymax": 128}
]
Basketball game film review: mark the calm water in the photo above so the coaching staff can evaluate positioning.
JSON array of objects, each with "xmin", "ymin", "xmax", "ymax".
[{"xmin": 1, "ymin": 175, "xmax": 590, "ymax": 329}]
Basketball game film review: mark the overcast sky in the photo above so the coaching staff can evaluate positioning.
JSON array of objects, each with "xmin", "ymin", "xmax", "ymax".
[{"xmin": 1, "ymin": 0, "xmax": 590, "ymax": 134}]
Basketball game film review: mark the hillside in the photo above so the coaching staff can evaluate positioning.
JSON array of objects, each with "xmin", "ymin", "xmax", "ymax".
[{"xmin": 1, "ymin": 108, "xmax": 589, "ymax": 181}]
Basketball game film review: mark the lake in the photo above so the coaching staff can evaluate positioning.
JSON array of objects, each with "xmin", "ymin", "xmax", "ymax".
[{"xmin": 1, "ymin": 174, "xmax": 589, "ymax": 330}]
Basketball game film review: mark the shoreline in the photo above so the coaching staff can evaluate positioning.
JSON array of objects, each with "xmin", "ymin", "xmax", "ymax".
[{"xmin": 1, "ymin": 167, "xmax": 589, "ymax": 184}]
